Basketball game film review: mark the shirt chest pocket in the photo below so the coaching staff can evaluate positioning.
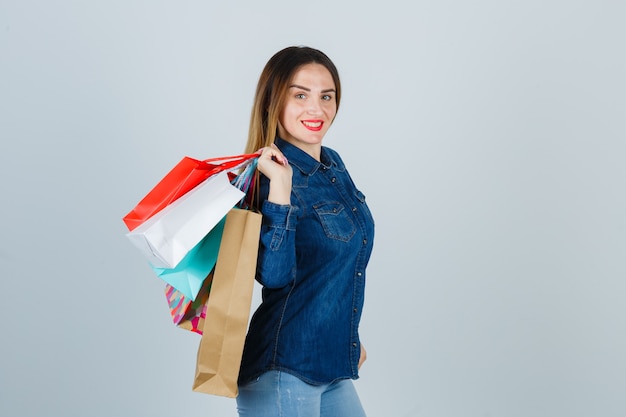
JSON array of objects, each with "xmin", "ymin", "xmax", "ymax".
[{"xmin": 313, "ymin": 202, "xmax": 356, "ymax": 242}]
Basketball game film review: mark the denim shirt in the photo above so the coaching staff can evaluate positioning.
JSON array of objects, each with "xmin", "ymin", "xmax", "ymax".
[{"xmin": 238, "ymin": 137, "xmax": 375, "ymax": 386}]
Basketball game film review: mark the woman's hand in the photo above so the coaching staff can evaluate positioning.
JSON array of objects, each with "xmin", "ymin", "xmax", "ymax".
[
  {"xmin": 256, "ymin": 144, "xmax": 292, "ymax": 205},
  {"xmin": 358, "ymin": 343, "xmax": 367, "ymax": 369}
]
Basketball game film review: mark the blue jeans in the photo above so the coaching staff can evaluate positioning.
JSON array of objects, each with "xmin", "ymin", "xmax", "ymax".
[{"xmin": 236, "ymin": 371, "xmax": 367, "ymax": 417}]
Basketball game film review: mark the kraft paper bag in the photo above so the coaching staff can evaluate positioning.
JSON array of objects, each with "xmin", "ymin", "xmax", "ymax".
[
  {"xmin": 192, "ymin": 208, "xmax": 262, "ymax": 398},
  {"xmin": 126, "ymin": 171, "xmax": 244, "ymax": 269}
]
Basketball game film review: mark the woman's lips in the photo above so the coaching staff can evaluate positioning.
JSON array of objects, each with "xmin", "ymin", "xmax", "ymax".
[{"xmin": 302, "ymin": 120, "xmax": 323, "ymax": 131}]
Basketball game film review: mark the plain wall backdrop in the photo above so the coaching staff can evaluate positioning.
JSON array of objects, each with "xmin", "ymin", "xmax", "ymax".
[{"xmin": 1, "ymin": 1, "xmax": 625, "ymax": 416}]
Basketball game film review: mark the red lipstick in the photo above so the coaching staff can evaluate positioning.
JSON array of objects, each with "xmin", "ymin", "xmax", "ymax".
[{"xmin": 301, "ymin": 120, "xmax": 323, "ymax": 132}]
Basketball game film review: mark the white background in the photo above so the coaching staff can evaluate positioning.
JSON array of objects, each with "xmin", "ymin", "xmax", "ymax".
[{"xmin": 1, "ymin": 1, "xmax": 625, "ymax": 416}]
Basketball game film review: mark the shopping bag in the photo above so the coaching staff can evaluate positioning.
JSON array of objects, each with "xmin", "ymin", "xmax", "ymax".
[
  {"xmin": 165, "ymin": 273, "xmax": 213, "ymax": 334},
  {"xmin": 164, "ymin": 159, "xmax": 260, "ymax": 333},
  {"xmin": 152, "ymin": 216, "xmax": 225, "ymax": 300},
  {"xmin": 192, "ymin": 208, "xmax": 262, "ymax": 397},
  {"xmin": 125, "ymin": 171, "xmax": 244, "ymax": 269},
  {"xmin": 123, "ymin": 153, "xmax": 258, "ymax": 231}
]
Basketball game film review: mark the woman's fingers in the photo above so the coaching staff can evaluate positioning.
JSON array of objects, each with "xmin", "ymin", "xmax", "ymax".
[
  {"xmin": 358, "ymin": 344, "xmax": 367, "ymax": 369},
  {"xmin": 256, "ymin": 144, "xmax": 292, "ymax": 182},
  {"xmin": 257, "ymin": 144, "xmax": 288, "ymax": 166},
  {"xmin": 255, "ymin": 144, "xmax": 292, "ymax": 205}
]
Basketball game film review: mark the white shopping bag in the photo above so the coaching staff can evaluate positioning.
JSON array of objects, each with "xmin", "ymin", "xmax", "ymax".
[{"xmin": 126, "ymin": 171, "xmax": 244, "ymax": 269}]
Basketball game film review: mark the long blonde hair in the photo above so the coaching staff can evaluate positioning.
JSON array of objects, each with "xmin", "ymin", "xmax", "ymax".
[{"xmin": 244, "ymin": 46, "xmax": 342, "ymax": 154}]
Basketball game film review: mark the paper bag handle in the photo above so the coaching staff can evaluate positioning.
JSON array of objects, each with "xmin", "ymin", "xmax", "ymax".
[{"xmin": 200, "ymin": 153, "xmax": 258, "ymax": 170}]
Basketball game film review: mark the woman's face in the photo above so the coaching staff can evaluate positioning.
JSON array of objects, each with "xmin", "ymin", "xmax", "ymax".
[{"xmin": 278, "ymin": 63, "xmax": 337, "ymax": 155}]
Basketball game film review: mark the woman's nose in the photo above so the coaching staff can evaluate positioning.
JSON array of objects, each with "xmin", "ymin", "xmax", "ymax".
[{"xmin": 307, "ymin": 98, "xmax": 322, "ymax": 114}]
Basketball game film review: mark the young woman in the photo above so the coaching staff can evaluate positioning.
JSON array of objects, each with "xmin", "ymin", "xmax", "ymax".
[{"xmin": 237, "ymin": 46, "xmax": 375, "ymax": 417}]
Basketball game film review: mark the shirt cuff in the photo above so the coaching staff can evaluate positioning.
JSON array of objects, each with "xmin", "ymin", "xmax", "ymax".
[{"xmin": 261, "ymin": 200, "xmax": 299, "ymax": 231}]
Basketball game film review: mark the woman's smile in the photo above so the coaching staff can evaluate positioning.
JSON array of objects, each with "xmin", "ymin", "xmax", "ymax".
[{"xmin": 302, "ymin": 120, "xmax": 324, "ymax": 131}]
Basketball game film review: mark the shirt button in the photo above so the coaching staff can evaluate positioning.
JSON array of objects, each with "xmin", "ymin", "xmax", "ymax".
[
  {"xmin": 362, "ymin": 239, "xmax": 367, "ymax": 245},
  {"xmin": 352, "ymin": 207, "xmax": 357, "ymax": 212},
  {"xmin": 331, "ymin": 177, "xmax": 336, "ymax": 183},
  {"xmin": 356, "ymin": 272, "xmax": 362, "ymax": 277},
  {"xmin": 354, "ymin": 308, "xmax": 358, "ymax": 313},
  {"xmin": 353, "ymin": 343, "xmax": 357, "ymax": 347}
]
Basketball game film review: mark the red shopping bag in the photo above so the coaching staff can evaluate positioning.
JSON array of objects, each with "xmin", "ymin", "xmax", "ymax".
[{"xmin": 123, "ymin": 153, "xmax": 258, "ymax": 231}]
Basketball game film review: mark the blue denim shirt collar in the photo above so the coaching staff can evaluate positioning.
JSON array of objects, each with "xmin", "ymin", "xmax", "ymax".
[{"xmin": 275, "ymin": 137, "xmax": 346, "ymax": 176}]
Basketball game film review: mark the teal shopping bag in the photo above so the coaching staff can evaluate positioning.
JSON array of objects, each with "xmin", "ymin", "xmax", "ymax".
[{"xmin": 151, "ymin": 216, "xmax": 226, "ymax": 301}]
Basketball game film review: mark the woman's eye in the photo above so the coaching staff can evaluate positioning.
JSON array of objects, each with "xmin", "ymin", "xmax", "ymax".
[
  {"xmin": 322, "ymin": 94, "xmax": 332, "ymax": 101},
  {"xmin": 295, "ymin": 93, "xmax": 306, "ymax": 99}
]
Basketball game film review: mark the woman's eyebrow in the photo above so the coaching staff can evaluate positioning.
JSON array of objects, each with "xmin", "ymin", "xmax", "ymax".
[{"xmin": 289, "ymin": 84, "xmax": 336, "ymax": 93}]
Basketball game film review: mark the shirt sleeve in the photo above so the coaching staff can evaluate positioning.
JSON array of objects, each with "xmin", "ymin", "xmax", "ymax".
[{"xmin": 256, "ymin": 199, "xmax": 299, "ymax": 288}]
